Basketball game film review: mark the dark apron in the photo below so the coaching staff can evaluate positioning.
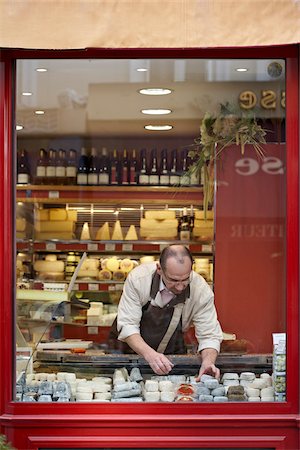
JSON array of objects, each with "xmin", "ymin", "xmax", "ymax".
[{"xmin": 108, "ymin": 271, "xmax": 190, "ymax": 354}]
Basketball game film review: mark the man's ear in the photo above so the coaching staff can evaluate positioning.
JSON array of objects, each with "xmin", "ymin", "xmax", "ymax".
[{"xmin": 156, "ymin": 262, "xmax": 162, "ymax": 275}]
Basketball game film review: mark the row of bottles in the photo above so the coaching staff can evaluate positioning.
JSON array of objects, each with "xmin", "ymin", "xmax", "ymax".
[
  {"xmin": 17, "ymin": 147, "xmax": 201, "ymax": 187},
  {"xmin": 178, "ymin": 206, "xmax": 195, "ymax": 241}
]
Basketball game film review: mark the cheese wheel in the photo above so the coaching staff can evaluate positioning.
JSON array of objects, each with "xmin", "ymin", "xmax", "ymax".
[
  {"xmin": 120, "ymin": 259, "xmax": 134, "ymax": 273},
  {"xmin": 77, "ymin": 269, "xmax": 99, "ymax": 278},
  {"xmin": 35, "ymin": 209, "xmax": 49, "ymax": 221},
  {"xmin": 195, "ymin": 210, "xmax": 214, "ymax": 220},
  {"xmin": 145, "ymin": 210, "xmax": 176, "ymax": 220},
  {"xmin": 35, "ymin": 232, "xmax": 75, "ymax": 240},
  {"xmin": 45, "ymin": 254, "xmax": 58, "ymax": 262},
  {"xmin": 106, "ymin": 258, "xmax": 120, "ymax": 272},
  {"xmin": 49, "ymin": 209, "xmax": 68, "ymax": 221},
  {"xmin": 35, "ymin": 221, "xmax": 74, "ymax": 232},
  {"xmin": 98, "ymin": 269, "xmax": 112, "ymax": 280},
  {"xmin": 81, "ymin": 259, "xmax": 99, "ymax": 270},
  {"xmin": 112, "ymin": 270, "xmax": 126, "ymax": 281},
  {"xmin": 34, "ymin": 259, "xmax": 65, "ymax": 272},
  {"xmin": 140, "ymin": 256, "xmax": 155, "ymax": 264},
  {"xmin": 37, "ymin": 271, "xmax": 65, "ymax": 281}
]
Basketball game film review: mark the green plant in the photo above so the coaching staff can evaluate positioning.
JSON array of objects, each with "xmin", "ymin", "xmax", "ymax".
[
  {"xmin": 187, "ymin": 102, "xmax": 267, "ymax": 217},
  {"xmin": 0, "ymin": 434, "xmax": 16, "ymax": 450}
]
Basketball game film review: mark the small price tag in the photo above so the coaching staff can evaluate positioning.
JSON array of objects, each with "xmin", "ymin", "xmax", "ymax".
[
  {"xmin": 88, "ymin": 283, "xmax": 99, "ymax": 291},
  {"xmin": 115, "ymin": 283, "xmax": 124, "ymax": 291},
  {"xmin": 202, "ymin": 244, "xmax": 212, "ymax": 252},
  {"xmin": 87, "ymin": 243, "xmax": 98, "ymax": 251},
  {"xmin": 105, "ymin": 243, "xmax": 115, "ymax": 251},
  {"xmin": 122, "ymin": 243, "xmax": 133, "ymax": 251},
  {"xmin": 73, "ymin": 283, "xmax": 79, "ymax": 290},
  {"xmin": 108, "ymin": 285, "xmax": 116, "ymax": 291},
  {"xmin": 159, "ymin": 244, "xmax": 169, "ymax": 251},
  {"xmin": 46, "ymin": 242, "xmax": 56, "ymax": 251},
  {"xmin": 88, "ymin": 326, "xmax": 98, "ymax": 335},
  {"xmin": 48, "ymin": 191, "xmax": 59, "ymax": 199}
]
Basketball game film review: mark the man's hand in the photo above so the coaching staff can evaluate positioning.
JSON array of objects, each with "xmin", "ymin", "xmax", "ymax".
[
  {"xmin": 124, "ymin": 333, "xmax": 174, "ymax": 375},
  {"xmin": 195, "ymin": 348, "xmax": 220, "ymax": 381}
]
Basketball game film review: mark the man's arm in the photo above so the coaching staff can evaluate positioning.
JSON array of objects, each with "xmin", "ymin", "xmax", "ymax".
[
  {"xmin": 125, "ymin": 333, "xmax": 174, "ymax": 375},
  {"xmin": 195, "ymin": 347, "xmax": 220, "ymax": 381}
]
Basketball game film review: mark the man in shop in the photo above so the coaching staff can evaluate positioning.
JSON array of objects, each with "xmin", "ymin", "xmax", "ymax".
[{"xmin": 109, "ymin": 244, "xmax": 223, "ymax": 380}]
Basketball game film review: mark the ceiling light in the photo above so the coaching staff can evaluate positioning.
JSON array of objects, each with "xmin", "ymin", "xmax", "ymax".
[
  {"xmin": 136, "ymin": 68, "xmax": 148, "ymax": 72},
  {"xmin": 141, "ymin": 109, "xmax": 172, "ymax": 115},
  {"xmin": 236, "ymin": 68, "xmax": 248, "ymax": 72},
  {"xmin": 139, "ymin": 88, "xmax": 172, "ymax": 96},
  {"xmin": 16, "ymin": 125, "xmax": 24, "ymax": 131},
  {"xmin": 35, "ymin": 110, "xmax": 45, "ymax": 115},
  {"xmin": 22, "ymin": 92, "xmax": 32, "ymax": 96},
  {"xmin": 144, "ymin": 125, "xmax": 173, "ymax": 131},
  {"xmin": 36, "ymin": 68, "xmax": 48, "ymax": 72}
]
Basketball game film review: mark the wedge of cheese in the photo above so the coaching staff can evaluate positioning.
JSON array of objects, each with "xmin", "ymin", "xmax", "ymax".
[
  {"xmin": 96, "ymin": 222, "xmax": 111, "ymax": 240},
  {"xmin": 111, "ymin": 220, "xmax": 124, "ymax": 241},
  {"xmin": 145, "ymin": 210, "xmax": 176, "ymax": 220},
  {"xmin": 125, "ymin": 225, "xmax": 138, "ymax": 240},
  {"xmin": 80, "ymin": 222, "xmax": 91, "ymax": 240}
]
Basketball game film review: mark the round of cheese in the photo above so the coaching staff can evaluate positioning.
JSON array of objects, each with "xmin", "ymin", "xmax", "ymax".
[
  {"xmin": 112, "ymin": 270, "xmax": 126, "ymax": 281},
  {"xmin": 120, "ymin": 258, "xmax": 134, "ymax": 273},
  {"xmin": 37, "ymin": 271, "xmax": 65, "ymax": 281},
  {"xmin": 106, "ymin": 258, "xmax": 120, "ymax": 272},
  {"xmin": 45, "ymin": 254, "xmax": 57, "ymax": 262},
  {"xmin": 98, "ymin": 269, "xmax": 112, "ymax": 280},
  {"xmin": 34, "ymin": 259, "xmax": 65, "ymax": 273},
  {"xmin": 140, "ymin": 256, "xmax": 155, "ymax": 264}
]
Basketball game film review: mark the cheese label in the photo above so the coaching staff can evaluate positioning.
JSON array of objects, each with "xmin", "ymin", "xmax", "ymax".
[{"xmin": 48, "ymin": 191, "xmax": 59, "ymax": 199}]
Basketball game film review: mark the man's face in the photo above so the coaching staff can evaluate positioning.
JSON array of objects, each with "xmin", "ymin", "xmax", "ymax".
[{"xmin": 157, "ymin": 256, "xmax": 192, "ymax": 295}]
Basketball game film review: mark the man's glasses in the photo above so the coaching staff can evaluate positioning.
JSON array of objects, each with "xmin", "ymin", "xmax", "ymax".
[{"xmin": 161, "ymin": 269, "xmax": 193, "ymax": 287}]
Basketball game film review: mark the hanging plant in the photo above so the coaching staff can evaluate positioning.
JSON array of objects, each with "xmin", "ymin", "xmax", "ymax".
[{"xmin": 187, "ymin": 102, "xmax": 267, "ymax": 218}]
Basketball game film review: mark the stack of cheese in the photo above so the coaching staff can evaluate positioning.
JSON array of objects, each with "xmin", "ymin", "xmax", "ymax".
[
  {"xmin": 34, "ymin": 254, "xmax": 65, "ymax": 281},
  {"xmin": 140, "ymin": 210, "xmax": 178, "ymax": 240},
  {"xmin": 193, "ymin": 258, "xmax": 210, "ymax": 280},
  {"xmin": 34, "ymin": 208, "xmax": 77, "ymax": 240},
  {"xmin": 77, "ymin": 257, "xmax": 99, "ymax": 279},
  {"xmin": 192, "ymin": 210, "xmax": 214, "ymax": 241},
  {"xmin": 98, "ymin": 256, "xmax": 137, "ymax": 281},
  {"xmin": 16, "ymin": 217, "xmax": 26, "ymax": 239}
]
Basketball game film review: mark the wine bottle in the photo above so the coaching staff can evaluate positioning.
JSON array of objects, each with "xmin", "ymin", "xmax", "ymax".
[
  {"xmin": 187, "ymin": 153, "xmax": 200, "ymax": 186},
  {"xmin": 110, "ymin": 149, "xmax": 120, "ymax": 185},
  {"xmin": 159, "ymin": 148, "xmax": 170, "ymax": 186},
  {"xmin": 120, "ymin": 149, "xmax": 129, "ymax": 185},
  {"xmin": 88, "ymin": 147, "xmax": 99, "ymax": 185},
  {"xmin": 66, "ymin": 149, "xmax": 77, "ymax": 185},
  {"xmin": 189, "ymin": 204, "xmax": 195, "ymax": 237},
  {"xmin": 148, "ymin": 148, "xmax": 159, "ymax": 185},
  {"xmin": 180, "ymin": 207, "xmax": 191, "ymax": 241},
  {"xmin": 17, "ymin": 149, "xmax": 30, "ymax": 184},
  {"xmin": 138, "ymin": 149, "xmax": 149, "ymax": 185},
  {"xmin": 35, "ymin": 148, "xmax": 47, "ymax": 184},
  {"xmin": 77, "ymin": 147, "xmax": 89, "ymax": 185},
  {"xmin": 169, "ymin": 149, "xmax": 180, "ymax": 185},
  {"xmin": 98, "ymin": 147, "xmax": 110, "ymax": 185},
  {"xmin": 129, "ymin": 149, "xmax": 138, "ymax": 185},
  {"xmin": 45, "ymin": 148, "xmax": 57, "ymax": 184},
  {"xmin": 55, "ymin": 148, "xmax": 66, "ymax": 184},
  {"xmin": 179, "ymin": 149, "xmax": 191, "ymax": 186}
]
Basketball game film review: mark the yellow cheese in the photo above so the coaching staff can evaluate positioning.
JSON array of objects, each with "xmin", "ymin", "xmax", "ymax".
[
  {"xmin": 112, "ymin": 270, "xmax": 126, "ymax": 281},
  {"xmin": 80, "ymin": 258, "xmax": 99, "ymax": 270},
  {"xmin": 194, "ymin": 219, "xmax": 214, "ymax": 229},
  {"xmin": 34, "ymin": 259, "xmax": 65, "ymax": 273},
  {"xmin": 16, "ymin": 218, "xmax": 26, "ymax": 232},
  {"xmin": 125, "ymin": 225, "xmax": 138, "ymax": 240},
  {"xmin": 80, "ymin": 222, "xmax": 91, "ymax": 240},
  {"xmin": 106, "ymin": 257, "xmax": 120, "ymax": 272},
  {"xmin": 35, "ymin": 221, "xmax": 75, "ymax": 232},
  {"xmin": 16, "ymin": 289, "xmax": 69, "ymax": 302},
  {"xmin": 140, "ymin": 218, "xmax": 178, "ymax": 228},
  {"xmin": 49, "ymin": 209, "xmax": 68, "ymax": 221},
  {"xmin": 145, "ymin": 210, "xmax": 176, "ymax": 220},
  {"xmin": 95, "ymin": 222, "xmax": 111, "ymax": 240},
  {"xmin": 140, "ymin": 228, "xmax": 178, "ymax": 238},
  {"xmin": 16, "ymin": 232, "xmax": 26, "ymax": 239},
  {"xmin": 45, "ymin": 254, "xmax": 58, "ymax": 262},
  {"xmin": 77, "ymin": 269, "xmax": 99, "ymax": 278},
  {"xmin": 35, "ymin": 209, "xmax": 49, "ymax": 221},
  {"xmin": 195, "ymin": 210, "xmax": 214, "ymax": 220},
  {"xmin": 119, "ymin": 258, "xmax": 134, "ymax": 273},
  {"xmin": 66, "ymin": 210, "xmax": 77, "ymax": 221},
  {"xmin": 193, "ymin": 227, "xmax": 214, "ymax": 238},
  {"xmin": 98, "ymin": 269, "xmax": 112, "ymax": 280},
  {"xmin": 111, "ymin": 220, "xmax": 124, "ymax": 241},
  {"xmin": 35, "ymin": 232, "xmax": 74, "ymax": 240}
]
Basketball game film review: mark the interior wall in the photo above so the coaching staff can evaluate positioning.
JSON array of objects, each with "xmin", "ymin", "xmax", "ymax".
[{"xmin": 0, "ymin": 0, "xmax": 300, "ymax": 50}]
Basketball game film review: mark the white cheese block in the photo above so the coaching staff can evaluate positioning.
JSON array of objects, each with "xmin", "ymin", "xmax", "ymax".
[
  {"xmin": 160, "ymin": 391, "xmax": 175, "ymax": 402},
  {"xmin": 145, "ymin": 210, "xmax": 176, "ymax": 220},
  {"xmin": 95, "ymin": 222, "xmax": 111, "ymax": 240},
  {"xmin": 125, "ymin": 225, "xmax": 138, "ymax": 240},
  {"xmin": 144, "ymin": 391, "xmax": 160, "ymax": 402},
  {"xmin": 35, "ymin": 232, "xmax": 75, "ymax": 240},
  {"xmin": 195, "ymin": 210, "xmax": 214, "ymax": 220},
  {"xmin": 16, "ymin": 218, "xmax": 26, "ymax": 232},
  {"xmin": 80, "ymin": 222, "xmax": 91, "ymax": 240},
  {"xmin": 49, "ymin": 209, "xmax": 68, "ymax": 221},
  {"xmin": 34, "ymin": 259, "xmax": 65, "ymax": 273},
  {"xmin": 94, "ymin": 392, "xmax": 111, "ymax": 400},
  {"xmin": 111, "ymin": 220, "xmax": 124, "ymax": 241},
  {"xmin": 35, "ymin": 221, "xmax": 75, "ymax": 232},
  {"xmin": 35, "ymin": 209, "xmax": 49, "ymax": 221},
  {"xmin": 145, "ymin": 380, "xmax": 159, "ymax": 392}
]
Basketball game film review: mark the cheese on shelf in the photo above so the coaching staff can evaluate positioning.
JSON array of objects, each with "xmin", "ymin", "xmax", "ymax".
[
  {"xmin": 16, "ymin": 218, "xmax": 26, "ymax": 232},
  {"xmin": 106, "ymin": 257, "xmax": 120, "ymax": 272},
  {"xmin": 35, "ymin": 232, "xmax": 75, "ymax": 240},
  {"xmin": 140, "ymin": 228, "xmax": 178, "ymax": 238},
  {"xmin": 140, "ymin": 218, "xmax": 178, "ymax": 228},
  {"xmin": 111, "ymin": 220, "xmax": 124, "ymax": 241},
  {"xmin": 35, "ymin": 209, "xmax": 49, "ymax": 221},
  {"xmin": 49, "ymin": 209, "xmax": 68, "ymax": 221},
  {"xmin": 125, "ymin": 225, "xmax": 138, "ymax": 240},
  {"xmin": 95, "ymin": 222, "xmax": 111, "ymax": 240},
  {"xmin": 145, "ymin": 210, "xmax": 176, "ymax": 220},
  {"xmin": 80, "ymin": 222, "xmax": 91, "ymax": 240},
  {"xmin": 34, "ymin": 259, "xmax": 65, "ymax": 273},
  {"xmin": 195, "ymin": 210, "xmax": 214, "ymax": 220},
  {"xmin": 34, "ymin": 221, "xmax": 75, "ymax": 232}
]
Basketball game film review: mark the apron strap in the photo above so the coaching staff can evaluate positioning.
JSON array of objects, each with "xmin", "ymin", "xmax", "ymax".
[{"xmin": 156, "ymin": 303, "xmax": 184, "ymax": 353}]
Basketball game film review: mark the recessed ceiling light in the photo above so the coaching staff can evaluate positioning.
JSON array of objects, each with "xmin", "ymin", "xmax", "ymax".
[
  {"xmin": 141, "ymin": 109, "xmax": 172, "ymax": 115},
  {"xmin": 36, "ymin": 68, "xmax": 48, "ymax": 72},
  {"xmin": 236, "ymin": 68, "xmax": 248, "ymax": 72},
  {"xmin": 16, "ymin": 125, "xmax": 24, "ymax": 131},
  {"xmin": 139, "ymin": 88, "xmax": 172, "ymax": 96},
  {"xmin": 22, "ymin": 92, "xmax": 32, "ymax": 96},
  {"xmin": 136, "ymin": 68, "xmax": 148, "ymax": 72},
  {"xmin": 144, "ymin": 125, "xmax": 173, "ymax": 131},
  {"xmin": 35, "ymin": 110, "xmax": 45, "ymax": 115}
]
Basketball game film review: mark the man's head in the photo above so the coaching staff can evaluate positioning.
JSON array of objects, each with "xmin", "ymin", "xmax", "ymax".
[{"xmin": 157, "ymin": 245, "xmax": 193, "ymax": 295}]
